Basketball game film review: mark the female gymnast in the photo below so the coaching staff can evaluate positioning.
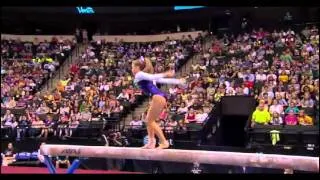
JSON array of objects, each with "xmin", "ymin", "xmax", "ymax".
[{"xmin": 132, "ymin": 57, "xmax": 185, "ymax": 149}]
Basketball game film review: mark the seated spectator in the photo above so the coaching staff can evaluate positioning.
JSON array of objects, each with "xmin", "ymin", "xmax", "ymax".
[
  {"xmin": 270, "ymin": 112, "xmax": 283, "ymax": 125},
  {"xmin": 156, "ymin": 119, "xmax": 165, "ymax": 130},
  {"xmin": 50, "ymin": 102, "xmax": 59, "ymax": 115},
  {"xmin": 284, "ymin": 110, "xmax": 298, "ymax": 126},
  {"xmin": 3, "ymin": 97, "xmax": 17, "ymax": 109},
  {"xmin": 278, "ymin": 71, "xmax": 289, "ymax": 84},
  {"xmin": 285, "ymin": 102, "xmax": 300, "ymax": 114},
  {"xmin": 251, "ymin": 103, "xmax": 271, "ymax": 127},
  {"xmin": 41, "ymin": 115, "xmax": 55, "ymax": 139},
  {"xmin": 159, "ymin": 108, "xmax": 169, "ymax": 121},
  {"xmin": 117, "ymin": 89, "xmax": 129, "ymax": 101},
  {"xmin": 177, "ymin": 102, "xmax": 188, "ymax": 114},
  {"xmin": 1, "ymin": 143, "xmax": 16, "ymax": 166},
  {"xmin": 269, "ymin": 99, "xmax": 284, "ymax": 115},
  {"xmin": 185, "ymin": 107, "xmax": 197, "ymax": 123},
  {"xmin": 36, "ymin": 102, "xmax": 50, "ymax": 115},
  {"xmin": 300, "ymin": 92, "xmax": 314, "ymax": 109},
  {"xmin": 275, "ymin": 94, "xmax": 288, "ymax": 106},
  {"xmin": 129, "ymin": 116, "xmax": 143, "ymax": 130},
  {"xmin": 165, "ymin": 118, "xmax": 178, "ymax": 133},
  {"xmin": 79, "ymin": 108, "xmax": 92, "ymax": 121},
  {"xmin": 195, "ymin": 109, "xmax": 208, "ymax": 124},
  {"xmin": 29, "ymin": 116, "xmax": 45, "ymax": 138},
  {"xmin": 59, "ymin": 102, "xmax": 71, "ymax": 115},
  {"xmin": 2, "ymin": 110, "xmax": 14, "ymax": 124},
  {"xmin": 297, "ymin": 110, "xmax": 313, "ymax": 126},
  {"xmin": 43, "ymin": 91, "xmax": 54, "ymax": 103}
]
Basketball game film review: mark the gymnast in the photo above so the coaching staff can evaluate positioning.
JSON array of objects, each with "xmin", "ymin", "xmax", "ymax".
[{"xmin": 132, "ymin": 57, "xmax": 186, "ymax": 149}]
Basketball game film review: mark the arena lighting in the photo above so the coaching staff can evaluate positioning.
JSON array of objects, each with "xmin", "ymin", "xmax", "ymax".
[
  {"xmin": 76, "ymin": 7, "xmax": 95, "ymax": 14},
  {"xmin": 174, "ymin": 6, "xmax": 205, "ymax": 11}
]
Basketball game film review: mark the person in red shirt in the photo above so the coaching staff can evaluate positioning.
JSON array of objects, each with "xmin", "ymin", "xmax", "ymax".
[
  {"xmin": 212, "ymin": 43, "xmax": 221, "ymax": 56},
  {"xmin": 70, "ymin": 63, "xmax": 79, "ymax": 76},
  {"xmin": 243, "ymin": 77, "xmax": 254, "ymax": 90},
  {"xmin": 185, "ymin": 108, "xmax": 197, "ymax": 123}
]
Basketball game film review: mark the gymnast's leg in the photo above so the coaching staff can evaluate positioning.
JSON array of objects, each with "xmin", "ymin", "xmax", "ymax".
[
  {"xmin": 141, "ymin": 103, "xmax": 156, "ymax": 149},
  {"xmin": 147, "ymin": 95, "xmax": 169, "ymax": 149}
]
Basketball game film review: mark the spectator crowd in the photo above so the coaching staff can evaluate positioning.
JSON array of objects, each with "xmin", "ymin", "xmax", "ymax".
[
  {"xmin": 1, "ymin": 33, "xmax": 204, "ymax": 141},
  {"xmin": 129, "ymin": 25, "xmax": 319, "ymax": 142}
]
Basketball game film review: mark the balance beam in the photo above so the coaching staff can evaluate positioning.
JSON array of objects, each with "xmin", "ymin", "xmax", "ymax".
[{"xmin": 40, "ymin": 145, "xmax": 319, "ymax": 172}]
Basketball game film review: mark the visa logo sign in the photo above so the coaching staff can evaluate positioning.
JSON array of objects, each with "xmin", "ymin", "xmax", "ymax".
[{"xmin": 76, "ymin": 7, "xmax": 95, "ymax": 14}]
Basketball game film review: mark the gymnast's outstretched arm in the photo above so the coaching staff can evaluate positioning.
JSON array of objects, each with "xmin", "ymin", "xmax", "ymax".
[
  {"xmin": 156, "ymin": 78, "xmax": 185, "ymax": 85},
  {"xmin": 135, "ymin": 71, "xmax": 166, "ymax": 82}
]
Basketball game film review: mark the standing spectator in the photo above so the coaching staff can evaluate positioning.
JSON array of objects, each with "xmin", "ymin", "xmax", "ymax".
[
  {"xmin": 16, "ymin": 115, "xmax": 29, "ymax": 140},
  {"xmin": 75, "ymin": 28, "xmax": 81, "ymax": 43},
  {"xmin": 165, "ymin": 118, "xmax": 178, "ymax": 146},
  {"xmin": 82, "ymin": 29, "xmax": 88, "ymax": 44},
  {"xmin": 2, "ymin": 110, "xmax": 16, "ymax": 138},
  {"xmin": 68, "ymin": 112, "xmax": 80, "ymax": 137},
  {"xmin": 57, "ymin": 112, "xmax": 69, "ymax": 138}
]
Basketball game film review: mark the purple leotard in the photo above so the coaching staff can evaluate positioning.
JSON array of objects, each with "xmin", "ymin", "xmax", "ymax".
[
  {"xmin": 137, "ymin": 80, "xmax": 167, "ymax": 98},
  {"xmin": 134, "ymin": 71, "xmax": 183, "ymax": 98}
]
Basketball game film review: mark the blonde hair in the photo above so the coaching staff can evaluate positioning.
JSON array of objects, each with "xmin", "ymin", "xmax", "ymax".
[{"xmin": 132, "ymin": 59, "xmax": 146, "ymax": 70}]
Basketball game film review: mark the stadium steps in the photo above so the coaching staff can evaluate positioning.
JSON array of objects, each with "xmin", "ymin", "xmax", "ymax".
[
  {"xmin": 122, "ymin": 36, "xmax": 214, "ymax": 130},
  {"xmin": 40, "ymin": 43, "xmax": 88, "ymax": 93},
  {"xmin": 122, "ymin": 100, "xmax": 150, "ymax": 129}
]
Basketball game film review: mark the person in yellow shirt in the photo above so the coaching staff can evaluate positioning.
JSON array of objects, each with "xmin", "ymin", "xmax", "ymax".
[
  {"xmin": 56, "ymin": 81, "xmax": 65, "ymax": 92},
  {"xmin": 56, "ymin": 77, "xmax": 71, "ymax": 92},
  {"xmin": 278, "ymin": 71, "xmax": 289, "ymax": 84},
  {"xmin": 251, "ymin": 103, "xmax": 271, "ymax": 127},
  {"xmin": 181, "ymin": 92, "xmax": 189, "ymax": 101},
  {"xmin": 298, "ymin": 110, "xmax": 313, "ymax": 126},
  {"xmin": 44, "ymin": 91, "xmax": 54, "ymax": 102}
]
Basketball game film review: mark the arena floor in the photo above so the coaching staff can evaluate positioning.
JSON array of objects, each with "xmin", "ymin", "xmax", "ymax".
[{"xmin": 1, "ymin": 166, "xmax": 143, "ymax": 174}]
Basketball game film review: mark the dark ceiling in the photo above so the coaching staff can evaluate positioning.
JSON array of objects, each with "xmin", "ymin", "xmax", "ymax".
[{"xmin": 1, "ymin": 7, "xmax": 319, "ymax": 35}]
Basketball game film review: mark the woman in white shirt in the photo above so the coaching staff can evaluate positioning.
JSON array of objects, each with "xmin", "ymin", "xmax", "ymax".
[
  {"xmin": 269, "ymin": 99, "xmax": 284, "ymax": 115},
  {"xmin": 195, "ymin": 109, "xmax": 208, "ymax": 124},
  {"xmin": 59, "ymin": 103, "xmax": 70, "ymax": 115},
  {"xmin": 255, "ymin": 69, "xmax": 267, "ymax": 82},
  {"xmin": 177, "ymin": 102, "xmax": 188, "ymax": 114}
]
